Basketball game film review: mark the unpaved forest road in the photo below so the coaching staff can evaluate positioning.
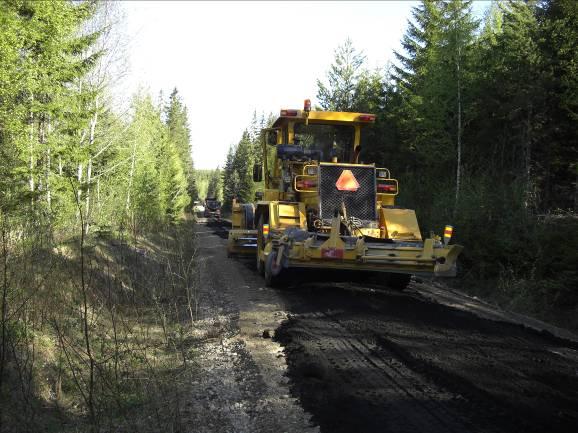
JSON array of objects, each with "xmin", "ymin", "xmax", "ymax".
[{"xmin": 194, "ymin": 218, "xmax": 578, "ymax": 433}]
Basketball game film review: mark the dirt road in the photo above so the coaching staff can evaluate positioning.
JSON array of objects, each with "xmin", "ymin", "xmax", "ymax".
[{"xmin": 193, "ymin": 218, "xmax": 578, "ymax": 433}]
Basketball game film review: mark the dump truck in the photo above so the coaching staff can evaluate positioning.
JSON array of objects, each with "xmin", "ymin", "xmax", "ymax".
[{"xmin": 227, "ymin": 101, "xmax": 463, "ymax": 289}]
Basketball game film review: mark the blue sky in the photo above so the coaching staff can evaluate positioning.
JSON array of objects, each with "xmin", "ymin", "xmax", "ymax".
[{"xmin": 122, "ymin": 1, "xmax": 491, "ymax": 169}]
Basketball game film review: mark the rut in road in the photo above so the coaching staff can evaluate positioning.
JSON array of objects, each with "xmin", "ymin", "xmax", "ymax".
[
  {"xmin": 210, "ymin": 218, "xmax": 578, "ymax": 433},
  {"xmin": 274, "ymin": 282, "xmax": 578, "ymax": 433}
]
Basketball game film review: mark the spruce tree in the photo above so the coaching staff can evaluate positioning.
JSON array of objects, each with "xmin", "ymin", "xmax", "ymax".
[
  {"xmin": 317, "ymin": 38, "xmax": 366, "ymax": 111},
  {"xmin": 206, "ymin": 169, "xmax": 222, "ymax": 200},
  {"xmin": 536, "ymin": 0, "xmax": 578, "ymax": 210},
  {"xmin": 165, "ymin": 88, "xmax": 197, "ymax": 204},
  {"xmin": 233, "ymin": 131, "xmax": 254, "ymax": 203},
  {"xmin": 222, "ymin": 145, "xmax": 236, "ymax": 211}
]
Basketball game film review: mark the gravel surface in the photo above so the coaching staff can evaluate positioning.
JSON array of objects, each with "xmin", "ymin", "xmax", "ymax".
[
  {"xmin": 190, "ymin": 218, "xmax": 578, "ymax": 433},
  {"xmin": 184, "ymin": 219, "xmax": 318, "ymax": 433}
]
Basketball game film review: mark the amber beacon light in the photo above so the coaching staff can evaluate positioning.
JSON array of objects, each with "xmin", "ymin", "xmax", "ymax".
[{"xmin": 443, "ymin": 225, "xmax": 454, "ymax": 245}]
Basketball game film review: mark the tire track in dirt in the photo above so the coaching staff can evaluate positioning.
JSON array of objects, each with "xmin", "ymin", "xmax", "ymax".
[
  {"xmin": 205, "ymin": 219, "xmax": 578, "ymax": 433},
  {"xmin": 277, "ymin": 312, "xmax": 487, "ymax": 433},
  {"xmin": 274, "ymin": 282, "xmax": 578, "ymax": 433}
]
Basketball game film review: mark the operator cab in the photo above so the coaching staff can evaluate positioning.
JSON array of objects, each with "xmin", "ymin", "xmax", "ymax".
[
  {"xmin": 258, "ymin": 102, "xmax": 378, "ymax": 200},
  {"xmin": 293, "ymin": 123, "xmax": 355, "ymax": 163}
]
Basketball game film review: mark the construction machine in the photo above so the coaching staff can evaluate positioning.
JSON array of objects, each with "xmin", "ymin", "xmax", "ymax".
[
  {"xmin": 227, "ymin": 101, "xmax": 463, "ymax": 289},
  {"xmin": 204, "ymin": 197, "xmax": 221, "ymax": 220}
]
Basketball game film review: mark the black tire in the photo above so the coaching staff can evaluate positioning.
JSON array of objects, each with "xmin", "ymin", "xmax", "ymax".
[
  {"xmin": 386, "ymin": 273, "xmax": 411, "ymax": 291},
  {"xmin": 256, "ymin": 215, "xmax": 266, "ymax": 275},
  {"xmin": 265, "ymin": 250, "xmax": 283, "ymax": 287},
  {"xmin": 240, "ymin": 204, "xmax": 255, "ymax": 229}
]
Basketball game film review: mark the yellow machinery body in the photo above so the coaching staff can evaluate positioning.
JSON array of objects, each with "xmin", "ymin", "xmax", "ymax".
[{"xmin": 227, "ymin": 107, "xmax": 463, "ymax": 286}]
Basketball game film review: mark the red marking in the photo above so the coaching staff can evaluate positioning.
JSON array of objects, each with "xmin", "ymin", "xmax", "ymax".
[
  {"xmin": 335, "ymin": 170, "xmax": 360, "ymax": 192},
  {"xmin": 377, "ymin": 183, "xmax": 396, "ymax": 192},
  {"xmin": 297, "ymin": 180, "xmax": 317, "ymax": 189},
  {"xmin": 322, "ymin": 248, "xmax": 344, "ymax": 259}
]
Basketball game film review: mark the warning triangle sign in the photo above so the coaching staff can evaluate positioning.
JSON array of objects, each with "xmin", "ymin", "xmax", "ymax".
[{"xmin": 335, "ymin": 169, "xmax": 360, "ymax": 192}]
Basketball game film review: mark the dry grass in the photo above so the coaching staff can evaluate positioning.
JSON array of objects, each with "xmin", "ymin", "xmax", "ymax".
[{"xmin": 0, "ymin": 219, "xmax": 202, "ymax": 433}]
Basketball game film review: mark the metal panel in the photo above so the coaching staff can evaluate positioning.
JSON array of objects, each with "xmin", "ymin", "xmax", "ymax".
[{"xmin": 319, "ymin": 164, "xmax": 376, "ymax": 222}]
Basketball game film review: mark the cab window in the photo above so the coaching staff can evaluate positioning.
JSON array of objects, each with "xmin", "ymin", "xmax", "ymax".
[{"xmin": 293, "ymin": 123, "xmax": 354, "ymax": 163}]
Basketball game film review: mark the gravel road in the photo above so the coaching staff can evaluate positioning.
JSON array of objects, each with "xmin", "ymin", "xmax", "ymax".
[{"xmin": 192, "ymin": 218, "xmax": 578, "ymax": 433}]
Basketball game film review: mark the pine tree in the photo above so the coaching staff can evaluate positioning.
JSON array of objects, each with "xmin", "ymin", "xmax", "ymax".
[
  {"xmin": 206, "ymin": 169, "xmax": 222, "ymax": 200},
  {"xmin": 390, "ymin": 0, "xmax": 478, "ymax": 207},
  {"xmin": 317, "ymin": 38, "xmax": 366, "ymax": 111},
  {"xmin": 165, "ymin": 88, "xmax": 197, "ymax": 204},
  {"xmin": 233, "ymin": 131, "xmax": 254, "ymax": 203},
  {"xmin": 440, "ymin": 0, "xmax": 479, "ymax": 206},
  {"xmin": 536, "ymin": 0, "xmax": 578, "ymax": 210},
  {"xmin": 0, "ymin": 1, "xmax": 101, "ymax": 222},
  {"xmin": 472, "ymin": 0, "xmax": 543, "ymax": 209},
  {"xmin": 390, "ymin": 0, "xmax": 446, "ymax": 174},
  {"xmin": 222, "ymin": 145, "xmax": 236, "ymax": 211}
]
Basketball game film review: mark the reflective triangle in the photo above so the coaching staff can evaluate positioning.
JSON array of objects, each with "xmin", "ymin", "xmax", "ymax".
[{"xmin": 335, "ymin": 169, "xmax": 360, "ymax": 192}]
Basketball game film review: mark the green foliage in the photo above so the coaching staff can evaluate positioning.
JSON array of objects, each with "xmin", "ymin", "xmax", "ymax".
[
  {"xmin": 206, "ymin": 169, "xmax": 222, "ymax": 200},
  {"xmin": 317, "ymin": 38, "xmax": 366, "ymax": 111},
  {"xmin": 195, "ymin": 169, "xmax": 222, "ymax": 201},
  {"xmin": 234, "ymin": 131, "xmax": 255, "ymax": 203},
  {"xmin": 222, "ymin": 145, "xmax": 237, "ymax": 212},
  {"xmin": 308, "ymin": 0, "xmax": 578, "ymax": 311},
  {"xmin": 165, "ymin": 88, "xmax": 197, "ymax": 206},
  {"xmin": 0, "ymin": 3, "xmax": 201, "ymax": 427},
  {"xmin": 383, "ymin": 0, "xmax": 578, "ymax": 309},
  {"xmin": 220, "ymin": 112, "xmax": 273, "ymax": 211}
]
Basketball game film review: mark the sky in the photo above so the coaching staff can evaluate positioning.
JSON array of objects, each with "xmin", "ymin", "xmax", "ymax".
[{"xmin": 122, "ymin": 1, "xmax": 491, "ymax": 170}]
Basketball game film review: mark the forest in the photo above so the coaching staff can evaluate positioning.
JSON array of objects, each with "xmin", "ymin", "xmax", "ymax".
[
  {"xmin": 0, "ymin": 1, "xmax": 199, "ymax": 431},
  {"xmin": 0, "ymin": 0, "xmax": 577, "ymax": 431},
  {"xmin": 221, "ymin": 0, "xmax": 578, "ymax": 318}
]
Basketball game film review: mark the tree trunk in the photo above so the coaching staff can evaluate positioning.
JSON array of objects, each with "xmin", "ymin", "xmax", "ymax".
[
  {"xmin": 126, "ymin": 138, "xmax": 137, "ymax": 213},
  {"xmin": 85, "ymin": 98, "xmax": 98, "ymax": 235},
  {"xmin": 29, "ymin": 109, "xmax": 35, "ymax": 194},
  {"xmin": 96, "ymin": 177, "xmax": 101, "ymax": 219},
  {"xmin": 85, "ymin": 159, "xmax": 92, "ymax": 234},
  {"xmin": 0, "ymin": 215, "xmax": 8, "ymax": 432},
  {"xmin": 524, "ymin": 108, "xmax": 533, "ymax": 211},
  {"xmin": 77, "ymin": 163, "xmax": 83, "ymax": 203},
  {"xmin": 45, "ymin": 116, "xmax": 52, "ymax": 210},
  {"xmin": 574, "ymin": 167, "xmax": 578, "ymax": 212},
  {"xmin": 455, "ymin": 43, "xmax": 462, "ymax": 213}
]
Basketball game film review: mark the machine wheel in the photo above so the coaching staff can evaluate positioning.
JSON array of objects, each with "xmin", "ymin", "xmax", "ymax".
[
  {"xmin": 240, "ymin": 203, "xmax": 255, "ymax": 229},
  {"xmin": 386, "ymin": 273, "xmax": 411, "ymax": 291},
  {"xmin": 256, "ymin": 215, "xmax": 266, "ymax": 275},
  {"xmin": 265, "ymin": 250, "xmax": 283, "ymax": 287}
]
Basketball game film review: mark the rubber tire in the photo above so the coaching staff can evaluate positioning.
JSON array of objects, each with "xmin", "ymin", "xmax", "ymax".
[
  {"xmin": 241, "ymin": 203, "xmax": 255, "ymax": 229},
  {"xmin": 256, "ymin": 215, "xmax": 266, "ymax": 275},
  {"xmin": 265, "ymin": 250, "xmax": 282, "ymax": 287}
]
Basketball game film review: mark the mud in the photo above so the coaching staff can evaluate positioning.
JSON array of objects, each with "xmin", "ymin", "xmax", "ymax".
[
  {"xmin": 274, "ymin": 282, "xmax": 578, "ymax": 433},
  {"xmin": 199, "ymin": 218, "xmax": 578, "ymax": 433}
]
